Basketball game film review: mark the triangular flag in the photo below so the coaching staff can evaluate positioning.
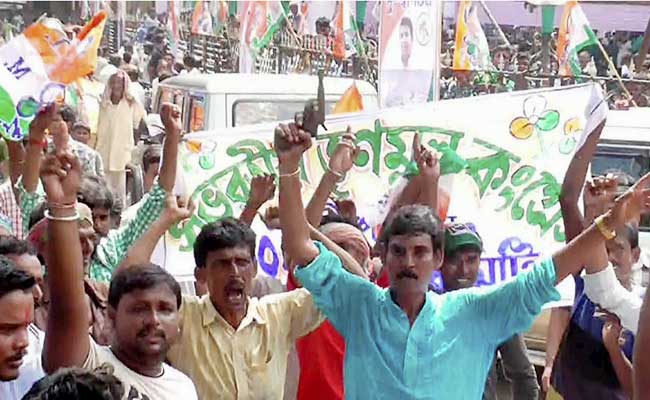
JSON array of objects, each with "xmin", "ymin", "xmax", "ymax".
[{"xmin": 333, "ymin": 83, "xmax": 364, "ymax": 114}]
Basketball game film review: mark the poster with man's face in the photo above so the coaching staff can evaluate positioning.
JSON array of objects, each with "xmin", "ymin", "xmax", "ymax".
[{"xmin": 379, "ymin": 1, "xmax": 439, "ymax": 108}]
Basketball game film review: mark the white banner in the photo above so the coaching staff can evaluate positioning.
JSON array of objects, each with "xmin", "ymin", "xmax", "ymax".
[{"xmin": 157, "ymin": 84, "xmax": 606, "ymax": 304}]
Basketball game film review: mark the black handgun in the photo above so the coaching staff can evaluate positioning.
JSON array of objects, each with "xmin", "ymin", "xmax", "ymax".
[{"xmin": 299, "ymin": 69, "xmax": 327, "ymax": 137}]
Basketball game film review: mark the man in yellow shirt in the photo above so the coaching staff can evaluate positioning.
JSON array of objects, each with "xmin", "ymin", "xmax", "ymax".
[{"xmin": 166, "ymin": 218, "xmax": 324, "ymax": 399}]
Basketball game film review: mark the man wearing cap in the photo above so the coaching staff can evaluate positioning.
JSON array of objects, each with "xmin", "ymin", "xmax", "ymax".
[
  {"xmin": 439, "ymin": 223, "xmax": 539, "ymax": 400},
  {"xmin": 69, "ymin": 121, "xmax": 104, "ymax": 177}
]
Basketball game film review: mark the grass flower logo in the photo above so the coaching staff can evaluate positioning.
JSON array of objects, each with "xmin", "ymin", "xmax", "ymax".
[{"xmin": 509, "ymin": 95, "xmax": 560, "ymax": 140}]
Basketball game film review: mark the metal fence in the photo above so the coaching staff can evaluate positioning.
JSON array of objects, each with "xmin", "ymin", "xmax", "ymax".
[
  {"xmin": 102, "ymin": 19, "xmax": 379, "ymax": 86},
  {"xmin": 102, "ymin": 19, "xmax": 648, "ymax": 107}
]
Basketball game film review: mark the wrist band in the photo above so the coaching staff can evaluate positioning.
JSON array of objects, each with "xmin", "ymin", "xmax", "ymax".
[
  {"xmin": 28, "ymin": 138, "xmax": 47, "ymax": 149},
  {"xmin": 595, "ymin": 215, "xmax": 616, "ymax": 240},
  {"xmin": 48, "ymin": 201, "xmax": 77, "ymax": 210},
  {"xmin": 44, "ymin": 210, "xmax": 80, "ymax": 222},
  {"xmin": 327, "ymin": 166, "xmax": 345, "ymax": 181},
  {"xmin": 279, "ymin": 168, "xmax": 300, "ymax": 178}
]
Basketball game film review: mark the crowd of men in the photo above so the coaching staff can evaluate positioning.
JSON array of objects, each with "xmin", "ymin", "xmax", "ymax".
[
  {"xmin": 0, "ymin": 78, "xmax": 648, "ymax": 400},
  {"xmin": 1, "ymin": 5, "xmax": 650, "ymax": 400},
  {"xmin": 439, "ymin": 24, "xmax": 650, "ymax": 108}
]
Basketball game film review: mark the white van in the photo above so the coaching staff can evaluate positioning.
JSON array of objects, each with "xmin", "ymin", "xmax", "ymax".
[{"xmin": 152, "ymin": 73, "xmax": 379, "ymax": 133}]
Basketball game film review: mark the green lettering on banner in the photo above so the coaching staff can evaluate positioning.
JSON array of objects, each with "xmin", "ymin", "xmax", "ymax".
[
  {"xmin": 511, "ymin": 171, "xmax": 564, "ymax": 242},
  {"xmin": 466, "ymin": 139, "xmax": 521, "ymax": 197},
  {"xmin": 172, "ymin": 121, "xmax": 569, "ymax": 251}
]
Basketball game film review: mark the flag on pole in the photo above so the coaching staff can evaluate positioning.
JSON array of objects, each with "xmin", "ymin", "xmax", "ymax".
[
  {"xmin": 192, "ymin": 0, "xmax": 212, "ymax": 34},
  {"xmin": 238, "ymin": 1, "xmax": 285, "ymax": 73},
  {"xmin": 453, "ymin": 0, "xmax": 492, "ymax": 71},
  {"xmin": 0, "ymin": 12, "xmax": 107, "ymax": 140},
  {"xmin": 557, "ymin": 0, "xmax": 598, "ymax": 77},
  {"xmin": 167, "ymin": 0, "xmax": 180, "ymax": 53},
  {"xmin": 332, "ymin": 0, "xmax": 357, "ymax": 60}
]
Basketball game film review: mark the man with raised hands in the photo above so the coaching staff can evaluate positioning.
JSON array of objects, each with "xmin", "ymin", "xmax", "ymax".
[
  {"xmin": 275, "ymin": 118, "xmax": 650, "ymax": 399},
  {"xmin": 40, "ymin": 104, "xmax": 198, "ymax": 400}
]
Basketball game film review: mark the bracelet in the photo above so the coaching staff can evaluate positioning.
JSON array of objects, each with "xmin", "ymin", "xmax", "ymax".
[
  {"xmin": 28, "ymin": 138, "xmax": 47, "ymax": 149},
  {"xmin": 48, "ymin": 201, "xmax": 77, "ymax": 210},
  {"xmin": 595, "ymin": 215, "xmax": 616, "ymax": 240},
  {"xmin": 279, "ymin": 168, "xmax": 300, "ymax": 178},
  {"xmin": 327, "ymin": 166, "xmax": 345, "ymax": 182},
  {"xmin": 44, "ymin": 210, "xmax": 80, "ymax": 222}
]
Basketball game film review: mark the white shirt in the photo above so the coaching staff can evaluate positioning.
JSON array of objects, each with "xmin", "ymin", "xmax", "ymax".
[
  {"xmin": 0, "ymin": 325, "xmax": 45, "ymax": 399},
  {"xmin": 83, "ymin": 340, "xmax": 198, "ymax": 400},
  {"xmin": 583, "ymin": 263, "xmax": 645, "ymax": 332}
]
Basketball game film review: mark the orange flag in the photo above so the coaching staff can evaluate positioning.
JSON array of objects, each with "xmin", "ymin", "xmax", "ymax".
[
  {"xmin": 333, "ymin": 83, "xmax": 364, "ymax": 114},
  {"xmin": 23, "ymin": 11, "xmax": 107, "ymax": 84}
]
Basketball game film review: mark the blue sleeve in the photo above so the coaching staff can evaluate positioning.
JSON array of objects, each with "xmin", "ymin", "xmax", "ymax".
[
  {"xmin": 466, "ymin": 258, "xmax": 561, "ymax": 344},
  {"xmin": 293, "ymin": 241, "xmax": 378, "ymax": 337}
]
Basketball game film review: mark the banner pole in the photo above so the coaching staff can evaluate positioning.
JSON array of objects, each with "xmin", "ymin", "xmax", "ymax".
[
  {"xmin": 593, "ymin": 37, "xmax": 637, "ymax": 107},
  {"xmin": 478, "ymin": 0, "xmax": 511, "ymax": 48}
]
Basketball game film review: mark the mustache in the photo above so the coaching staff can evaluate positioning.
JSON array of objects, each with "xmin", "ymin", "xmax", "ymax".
[
  {"xmin": 137, "ymin": 328, "xmax": 167, "ymax": 340},
  {"xmin": 397, "ymin": 270, "xmax": 418, "ymax": 280},
  {"xmin": 7, "ymin": 350, "xmax": 27, "ymax": 362}
]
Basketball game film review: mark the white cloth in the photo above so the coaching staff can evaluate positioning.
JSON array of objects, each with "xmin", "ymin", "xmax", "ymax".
[
  {"xmin": 583, "ymin": 263, "xmax": 644, "ymax": 333},
  {"xmin": 0, "ymin": 325, "xmax": 45, "ymax": 399},
  {"xmin": 129, "ymin": 82, "xmax": 147, "ymax": 108},
  {"xmin": 83, "ymin": 340, "xmax": 198, "ymax": 400}
]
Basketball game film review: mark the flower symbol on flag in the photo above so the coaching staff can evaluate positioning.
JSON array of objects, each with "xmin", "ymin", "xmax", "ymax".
[
  {"xmin": 558, "ymin": 117, "xmax": 582, "ymax": 154},
  {"xmin": 509, "ymin": 95, "xmax": 560, "ymax": 140}
]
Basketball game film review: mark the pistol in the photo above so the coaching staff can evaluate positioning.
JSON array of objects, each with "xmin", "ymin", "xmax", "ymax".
[{"xmin": 300, "ymin": 69, "xmax": 327, "ymax": 137}]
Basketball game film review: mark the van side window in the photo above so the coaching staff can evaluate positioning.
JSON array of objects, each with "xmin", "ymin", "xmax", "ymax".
[
  {"xmin": 594, "ymin": 145, "xmax": 650, "ymax": 231},
  {"xmin": 189, "ymin": 94, "xmax": 206, "ymax": 132},
  {"xmin": 232, "ymin": 100, "xmax": 336, "ymax": 127}
]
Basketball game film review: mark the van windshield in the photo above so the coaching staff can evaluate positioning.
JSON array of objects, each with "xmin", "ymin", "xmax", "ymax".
[{"xmin": 233, "ymin": 100, "xmax": 336, "ymax": 127}]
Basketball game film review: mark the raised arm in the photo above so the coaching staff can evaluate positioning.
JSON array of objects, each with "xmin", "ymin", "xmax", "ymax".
[
  {"xmin": 116, "ymin": 195, "xmax": 194, "ymax": 271},
  {"xmin": 472, "ymin": 173, "xmax": 650, "ymax": 344},
  {"xmin": 23, "ymin": 105, "xmax": 57, "ymax": 194},
  {"xmin": 275, "ymin": 121, "xmax": 320, "ymax": 266},
  {"xmin": 411, "ymin": 133, "xmax": 440, "ymax": 212},
  {"xmin": 41, "ymin": 119, "xmax": 90, "ymax": 373},
  {"xmin": 559, "ymin": 120, "xmax": 605, "ymax": 242},
  {"xmin": 305, "ymin": 128, "xmax": 359, "ymax": 227},
  {"xmin": 157, "ymin": 102, "xmax": 182, "ymax": 192},
  {"xmin": 553, "ymin": 172, "xmax": 650, "ymax": 283},
  {"xmin": 386, "ymin": 133, "xmax": 440, "ymax": 219},
  {"xmin": 634, "ymin": 287, "xmax": 650, "ymax": 400},
  {"xmin": 88, "ymin": 103, "xmax": 181, "ymax": 281},
  {"xmin": 6, "ymin": 140, "xmax": 25, "ymax": 186},
  {"xmin": 239, "ymin": 174, "xmax": 275, "ymax": 226}
]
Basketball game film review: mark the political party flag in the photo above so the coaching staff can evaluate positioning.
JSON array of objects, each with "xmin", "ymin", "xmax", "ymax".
[
  {"xmin": 238, "ymin": 1, "xmax": 285, "ymax": 73},
  {"xmin": 0, "ymin": 11, "xmax": 107, "ymax": 141},
  {"xmin": 557, "ymin": 0, "xmax": 598, "ymax": 77},
  {"xmin": 332, "ymin": 0, "xmax": 357, "ymax": 60},
  {"xmin": 332, "ymin": 83, "xmax": 364, "ymax": 114},
  {"xmin": 167, "ymin": 0, "xmax": 180, "ymax": 53},
  {"xmin": 453, "ymin": 0, "xmax": 492, "ymax": 71},
  {"xmin": 191, "ymin": 0, "xmax": 204, "ymax": 34}
]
